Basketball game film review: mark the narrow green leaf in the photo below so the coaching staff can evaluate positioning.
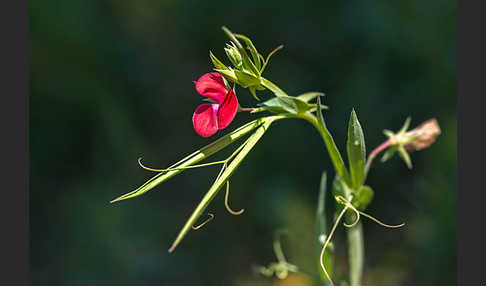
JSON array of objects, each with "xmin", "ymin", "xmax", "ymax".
[
  {"xmin": 316, "ymin": 97, "xmax": 351, "ymax": 184},
  {"xmin": 168, "ymin": 117, "xmax": 276, "ymax": 253},
  {"xmin": 234, "ymin": 33, "xmax": 262, "ymax": 71},
  {"xmin": 209, "ymin": 51, "xmax": 228, "ymax": 71},
  {"xmin": 110, "ymin": 118, "xmax": 267, "ymax": 203},
  {"xmin": 297, "ymin": 92, "xmax": 325, "ymax": 103},
  {"xmin": 260, "ymin": 77, "xmax": 288, "ymax": 97},
  {"xmin": 317, "ymin": 172, "xmax": 328, "ymax": 239},
  {"xmin": 316, "ymin": 172, "xmax": 334, "ymax": 285},
  {"xmin": 221, "ymin": 26, "xmax": 260, "ymax": 76},
  {"xmin": 346, "ymin": 109, "xmax": 366, "ymax": 189},
  {"xmin": 258, "ymin": 95, "xmax": 312, "ymax": 115}
]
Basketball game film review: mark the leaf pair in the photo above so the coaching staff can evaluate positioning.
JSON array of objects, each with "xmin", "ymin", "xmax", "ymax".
[
  {"xmin": 110, "ymin": 118, "xmax": 268, "ymax": 203},
  {"xmin": 256, "ymin": 92, "xmax": 328, "ymax": 115},
  {"xmin": 168, "ymin": 116, "xmax": 278, "ymax": 252}
]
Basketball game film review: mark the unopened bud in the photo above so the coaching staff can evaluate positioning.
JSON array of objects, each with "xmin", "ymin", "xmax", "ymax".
[
  {"xmin": 404, "ymin": 118, "xmax": 441, "ymax": 152},
  {"xmin": 225, "ymin": 43, "xmax": 242, "ymax": 68}
]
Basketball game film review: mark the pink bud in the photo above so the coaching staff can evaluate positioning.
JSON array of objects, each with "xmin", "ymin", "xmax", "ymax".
[{"xmin": 404, "ymin": 118, "xmax": 441, "ymax": 151}]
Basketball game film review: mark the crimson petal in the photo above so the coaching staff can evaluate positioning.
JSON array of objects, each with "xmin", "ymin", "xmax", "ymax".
[
  {"xmin": 217, "ymin": 88, "xmax": 239, "ymax": 130},
  {"xmin": 194, "ymin": 72, "xmax": 227, "ymax": 103},
  {"xmin": 192, "ymin": 103, "xmax": 219, "ymax": 137}
]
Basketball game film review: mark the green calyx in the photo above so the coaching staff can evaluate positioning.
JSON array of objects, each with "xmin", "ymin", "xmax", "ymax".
[{"xmin": 381, "ymin": 117, "xmax": 419, "ymax": 169}]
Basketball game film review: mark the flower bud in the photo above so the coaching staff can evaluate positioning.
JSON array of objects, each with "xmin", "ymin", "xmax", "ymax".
[
  {"xmin": 374, "ymin": 117, "xmax": 441, "ymax": 169},
  {"xmin": 225, "ymin": 43, "xmax": 243, "ymax": 68},
  {"xmin": 404, "ymin": 118, "xmax": 441, "ymax": 152}
]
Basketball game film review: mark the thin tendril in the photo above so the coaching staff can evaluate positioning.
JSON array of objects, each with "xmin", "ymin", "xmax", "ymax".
[
  {"xmin": 224, "ymin": 180, "xmax": 244, "ymax": 215},
  {"xmin": 227, "ymin": 138, "xmax": 249, "ymax": 161},
  {"xmin": 215, "ymin": 163, "xmax": 227, "ymax": 182},
  {"xmin": 359, "ymin": 211, "xmax": 405, "ymax": 228},
  {"xmin": 138, "ymin": 158, "xmax": 225, "ymax": 172},
  {"xmin": 138, "ymin": 136, "xmax": 249, "ymax": 174},
  {"xmin": 191, "ymin": 213, "xmax": 215, "ymax": 230},
  {"xmin": 319, "ymin": 206, "xmax": 349, "ymax": 286},
  {"xmin": 334, "ymin": 195, "xmax": 361, "ymax": 228},
  {"xmin": 343, "ymin": 203, "xmax": 361, "ymax": 228}
]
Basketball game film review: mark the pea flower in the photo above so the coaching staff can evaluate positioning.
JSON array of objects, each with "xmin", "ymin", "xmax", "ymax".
[{"xmin": 192, "ymin": 72, "xmax": 239, "ymax": 137}]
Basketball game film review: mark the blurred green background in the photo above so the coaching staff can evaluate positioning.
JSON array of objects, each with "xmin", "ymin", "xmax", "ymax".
[{"xmin": 30, "ymin": 0, "xmax": 456, "ymax": 285}]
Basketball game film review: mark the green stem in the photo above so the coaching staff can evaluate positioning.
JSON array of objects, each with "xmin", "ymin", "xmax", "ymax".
[
  {"xmin": 296, "ymin": 112, "xmax": 363, "ymax": 285},
  {"xmin": 299, "ymin": 112, "xmax": 351, "ymax": 185},
  {"xmin": 347, "ymin": 222, "xmax": 364, "ymax": 286}
]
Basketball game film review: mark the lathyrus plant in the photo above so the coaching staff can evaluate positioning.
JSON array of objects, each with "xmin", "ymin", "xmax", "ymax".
[{"xmin": 110, "ymin": 26, "xmax": 441, "ymax": 286}]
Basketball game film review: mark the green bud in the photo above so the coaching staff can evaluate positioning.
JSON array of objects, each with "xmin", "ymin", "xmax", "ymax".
[{"xmin": 225, "ymin": 42, "xmax": 243, "ymax": 68}]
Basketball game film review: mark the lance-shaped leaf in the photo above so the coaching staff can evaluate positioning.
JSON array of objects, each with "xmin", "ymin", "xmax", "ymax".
[
  {"xmin": 297, "ymin": 92, "xmax": 325, "ymax": 103},
  {"xmin": 316, "ymin": 172, "xmax": 328, "ymax": 241},
  {"xmin": 110, "ymin": 118, "xmax": 267, "ymax": 203},
  {"xmin": 258, "ymin": 95, "xmax": 312, "ymax": 115},
  {"xmin": 316, "ymin": 96, "xmax": 351, "ymax": 184},
  {"xmin": 346, "ymin": 109, "xmax": 366, "ymax": 189},
  {"xmin": 316, "ymin": 172, "xmax": 334, "ymax": 284},
  {"xmin": 209, "ymin": 51, "xmax": 228, "ymax": 71},
  {"xmin": 168, "ymin": 117, "xmax": 276, "ymax": 253},
  {"xmin": 260, "ymin": 77, "xmax": 288, "ymax": 97},
  {"xmin": 234, "ymin": 33, "xmax": 262, "ymax": 71}
]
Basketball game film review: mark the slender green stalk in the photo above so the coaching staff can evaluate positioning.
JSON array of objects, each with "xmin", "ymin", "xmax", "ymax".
[
  {"xmin": 347, "ymin": 222, "xmax": 364, "ymax": 286},
  {"xmin": 297, "ymin": 111, "xmax": 363, "ymax": 286}
]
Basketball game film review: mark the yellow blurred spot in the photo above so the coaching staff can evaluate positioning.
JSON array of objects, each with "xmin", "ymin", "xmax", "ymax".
[{"xmin": 272, "ymin": 273, "xmax": 312, "ymax": 286}]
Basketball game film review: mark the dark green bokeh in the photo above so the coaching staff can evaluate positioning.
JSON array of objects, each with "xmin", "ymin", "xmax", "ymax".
[{"xmin": 30, "ymin": 0, "xmax": 456, "ymax": 285}]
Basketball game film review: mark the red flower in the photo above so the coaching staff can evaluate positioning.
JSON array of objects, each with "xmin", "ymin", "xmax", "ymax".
[{"xmin": 192, "ymin": 72, "xmax": 239, "ymax": 137}]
